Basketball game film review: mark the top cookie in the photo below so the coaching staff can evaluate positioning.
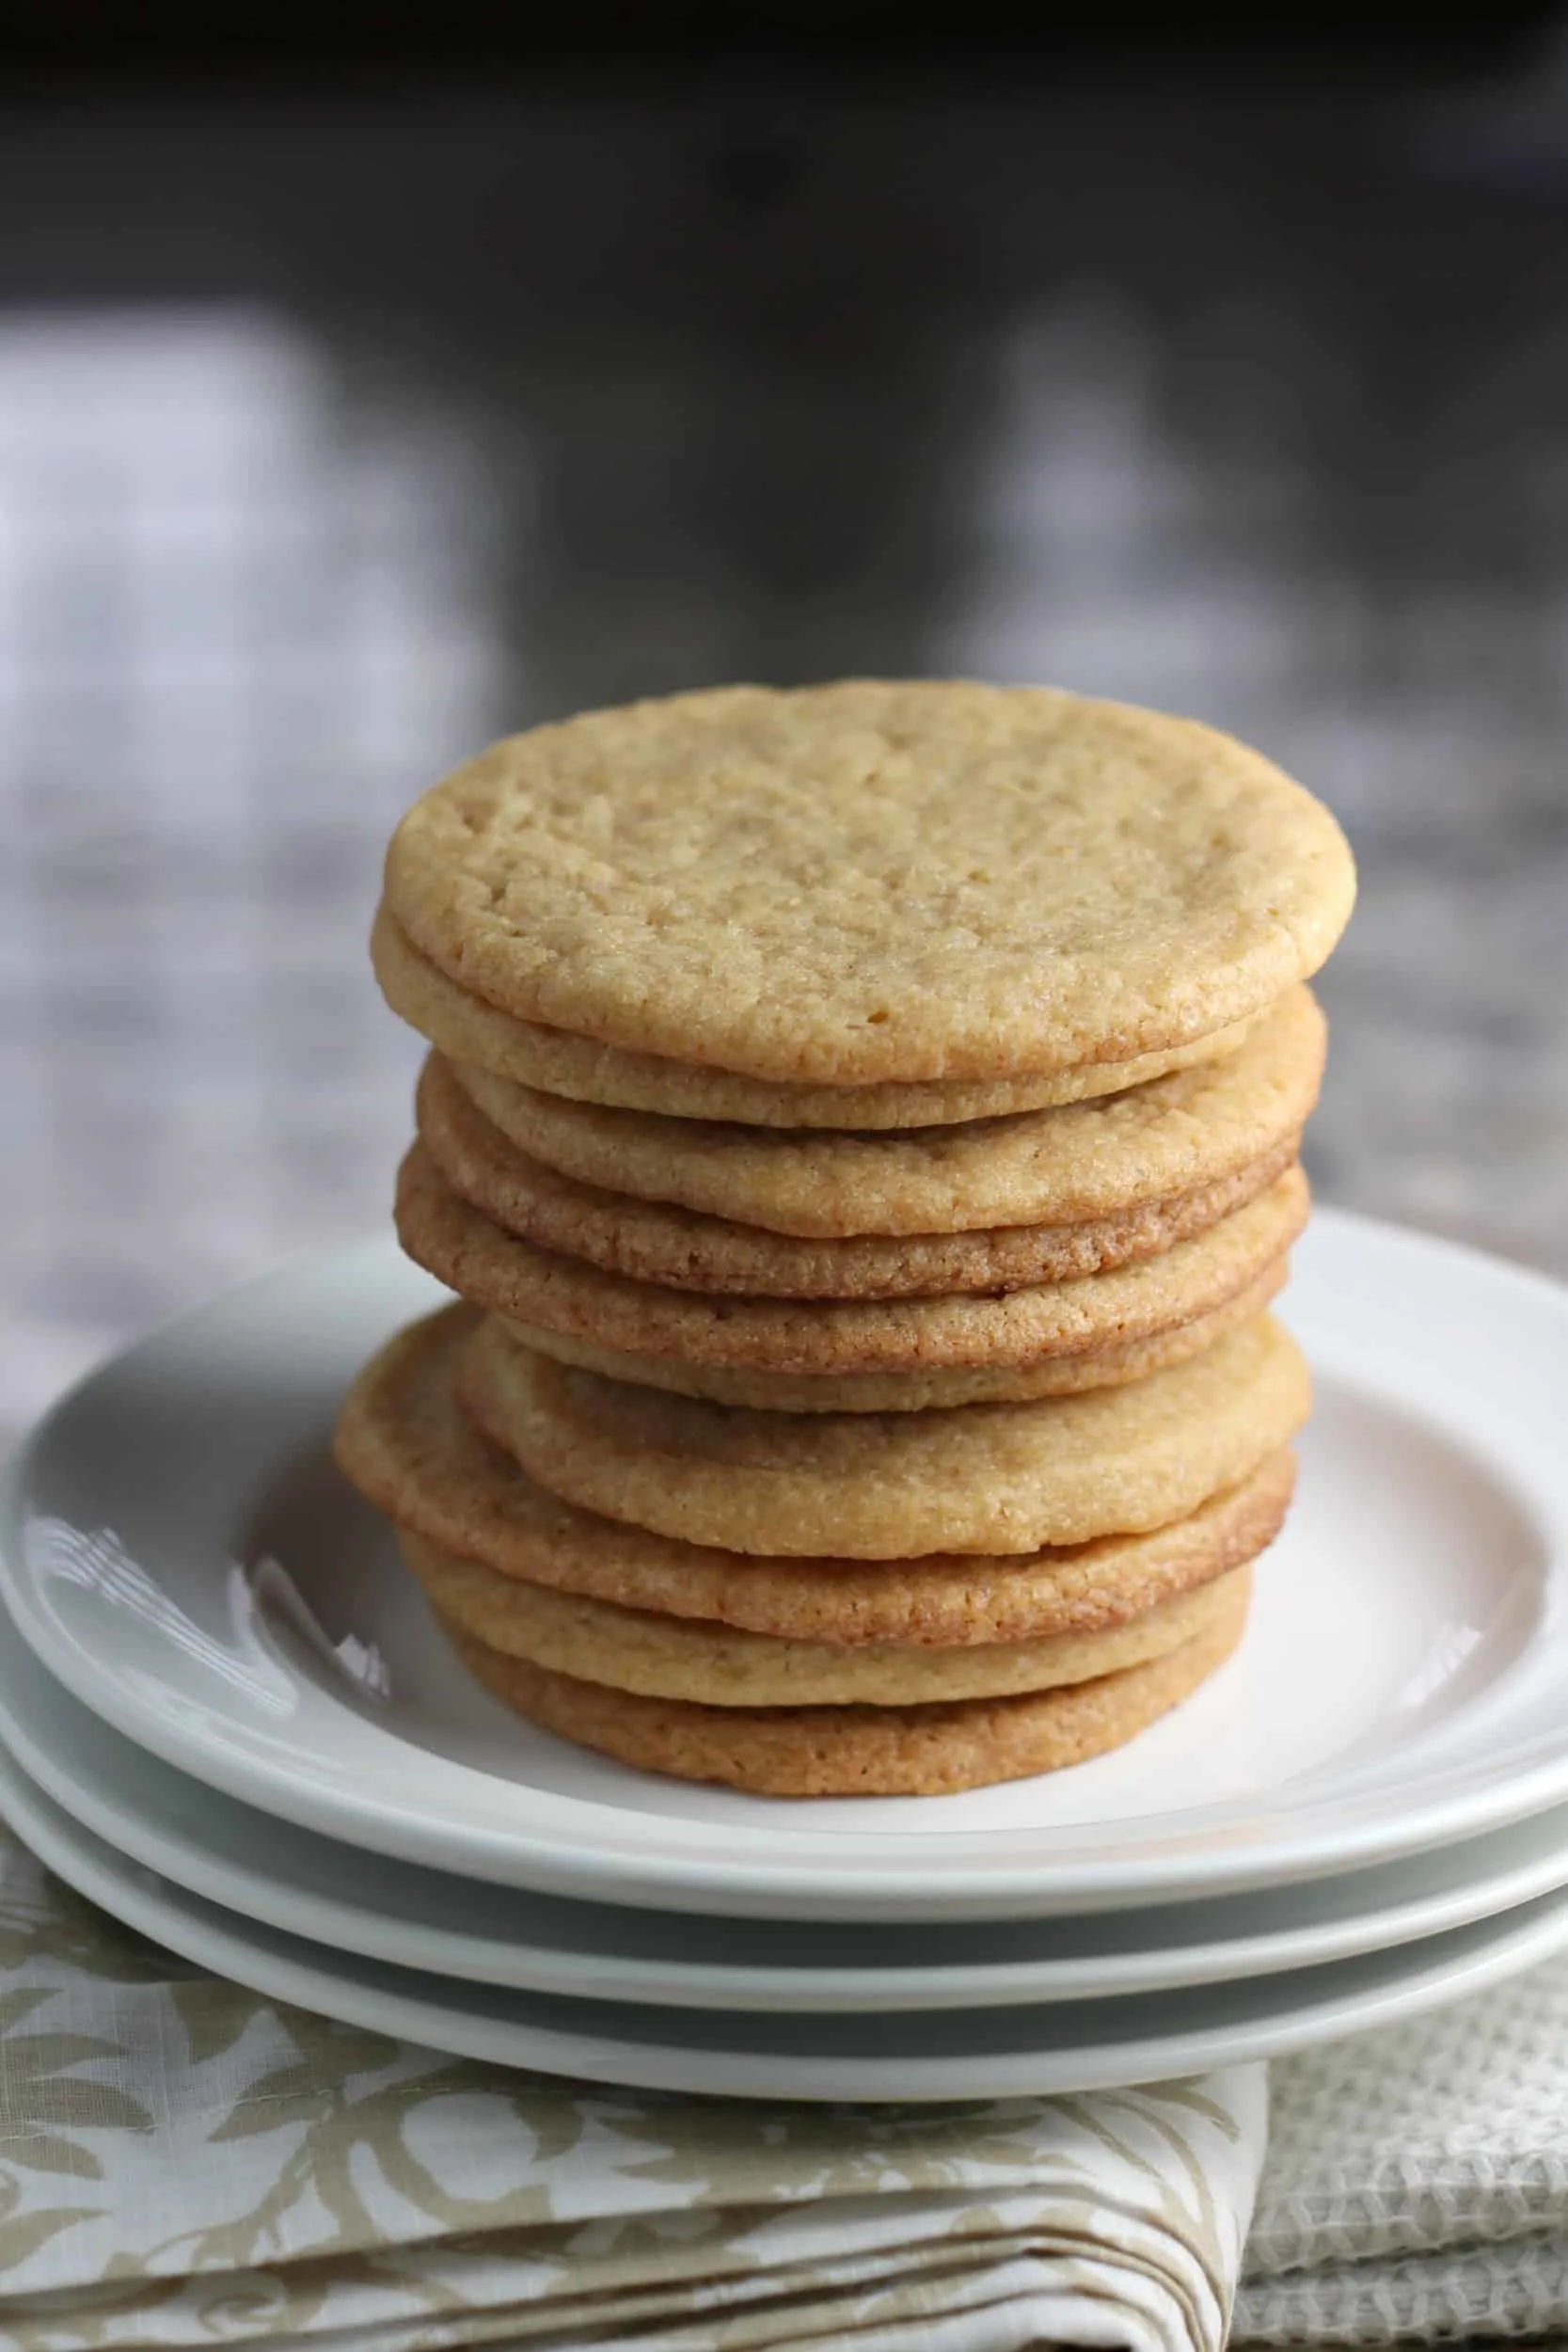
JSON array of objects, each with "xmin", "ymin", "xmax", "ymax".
[{"xmin": 384, "ymin": 681, "xmax": 1355, "ymax": 1087}]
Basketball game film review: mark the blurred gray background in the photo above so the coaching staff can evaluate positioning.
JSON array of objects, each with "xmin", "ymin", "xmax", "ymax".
[{"xmin": 4, "ymin": 13, "xmax": 1567, "ymax": 1444}]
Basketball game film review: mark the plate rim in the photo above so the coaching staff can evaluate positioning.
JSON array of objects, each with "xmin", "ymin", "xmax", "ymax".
[
  {"xmin": 7, "ymin": 1735, "xmax": 1568, "ymax": 2101},
  {"xmin": 11, "ymin": 1593, "xmax": 1568, "ymax": 2010}
]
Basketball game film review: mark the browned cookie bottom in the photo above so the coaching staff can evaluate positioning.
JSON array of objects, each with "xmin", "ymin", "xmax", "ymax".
[{"xmin": 443, "ymin": 1569, "xmax": 1251, "ymax": 1797}]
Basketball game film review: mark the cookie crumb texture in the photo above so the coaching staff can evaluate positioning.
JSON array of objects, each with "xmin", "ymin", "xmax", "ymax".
[
  {"xmin": 449, "ymin": 985, "xmax": 1324, "ymax": 1239},
  {"xmin": 496, "ymin": 1260, "xmax": 1287, "ymax": 1411},
  {"xmin": 403, "ymin": 1536, "xmax": 1251, "ymax": 1707},
  {"xmin": 394, "ymin": 1145, "xmax": 1308, "ymax": 1373},
  {"xmin": 458, "ymin": 1311, "xmax": 1311, "ymax": 1558},
  {"xmin": 371, "ymin": 904, "xmax": 1263, "ymax": 1128},
  {"xmin": 332, "ymin": 1301, "xmax": 1296, "ymax": 1646},
  {"xmin": 444, "ymin": 1571, "xmax": 1252, "ymax": 1798},
  {"xmin": 384, "ymin": 681, "xmax": 1355, "ymax": 1085},
  {"xmin": 417, "ymin": 1048, "xmax": 1302, "ymax": 1299}
]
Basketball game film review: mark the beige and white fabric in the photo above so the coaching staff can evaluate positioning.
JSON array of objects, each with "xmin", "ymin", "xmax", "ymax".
[
  {"xmin": 0, "ymin": 1824, "xmax": 1260, "ymax": 2352},
  {"xmin": 1238, "ymin": 1950, "xmax": 1568, "ymax": 2342}
]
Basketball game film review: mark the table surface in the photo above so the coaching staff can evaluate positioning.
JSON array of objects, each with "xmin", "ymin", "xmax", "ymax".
[{"xmin": 3, "ymin": 51, "xmax": 1566, "ymax": 1447}]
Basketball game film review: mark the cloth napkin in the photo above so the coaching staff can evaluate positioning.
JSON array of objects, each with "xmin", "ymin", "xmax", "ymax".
[
  {"xmin": 0, "ymin": 1823, "xmax": 1259, "ymax": 2352},
  {"xmin": 1239, "ymin": 1954, "xmax": 1568, "ymax": 2344},
  {"xmin": 2, "ymin": 1817, "xmax": 1565, "ymax": 2352}
]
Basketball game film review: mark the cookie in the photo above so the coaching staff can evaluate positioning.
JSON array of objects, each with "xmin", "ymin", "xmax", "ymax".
[
  {"xmin": 440, "ymin": 1571, "xmax": 1251, "ymax": 1796},
  {"xmin": 402, "ymin": 1529, "xmax": 1252, "ymax": 1706},
  {"xmin": 334, "ymin": 1305, "xmax": 1295, "ymax": 1644},
  {"xmin": 372, "ymin": 905, "xmax": 1262, "ymax": 1130},
  {"xmin": 396, "ymin": 1144, "xmax": 1308, "ymax": 1373},
  {"xmin": 383, "ymin": 681, "xmax": 1354, "ymax": 1084},
  {"xmin": 457, "ymin": 1312, "xmax": 1311, "ymax": 1557},
  {"xmin": 418, "ymin": 1052, "xmax": 1301, "ymax": 1300},
  {"xmin": 452, "ymin": 986, "xmax": 1325, "ymax": 1239},
  {"xmin": 499, "ymin": 1258, "xmax": 1287, "ymax": 1410}
]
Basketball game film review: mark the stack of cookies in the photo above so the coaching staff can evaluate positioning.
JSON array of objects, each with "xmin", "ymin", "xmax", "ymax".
[{"xmin": 335, "ymin": 681, "xmax": 1354, "ymax": 1797}]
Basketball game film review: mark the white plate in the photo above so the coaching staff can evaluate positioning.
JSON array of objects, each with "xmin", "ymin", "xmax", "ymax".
[
  {"xmin": 1, "ymin": 1212, "xmax": 1564, "ymax": 1923},
  {"xmin": 12, "ymin": 1601, "xmax": 1568, "ymax": 2011},
  {"xmin": 7, "ymin": 1737, "xmax": 1568, "ymax": 2101}
]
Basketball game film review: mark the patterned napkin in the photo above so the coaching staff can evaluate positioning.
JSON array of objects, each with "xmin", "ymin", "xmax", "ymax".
[
  {"xmin": 8, "ymin": 1812, "xmax": 1568, "ymax": 2352},
  {"xmin": 0, "ymin": 1824, "xmax": 1260, "ymax": 2352}
]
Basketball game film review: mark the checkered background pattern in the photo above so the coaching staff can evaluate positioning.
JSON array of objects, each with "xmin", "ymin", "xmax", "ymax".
[{"xmin": 4, "ymin": 266, "xmax": 1567, "ymax": 1451}]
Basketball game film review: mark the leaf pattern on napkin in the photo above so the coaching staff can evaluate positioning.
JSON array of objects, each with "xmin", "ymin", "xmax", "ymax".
[{"xmin": 0, "ymin": 1821, "xmax": 1263, "ymax": 2349}]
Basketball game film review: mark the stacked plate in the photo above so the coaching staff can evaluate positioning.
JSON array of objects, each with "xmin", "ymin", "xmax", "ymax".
[{"xmin": 3, "ymin": 1205, "xmax": 1568, "ymax": 2101}]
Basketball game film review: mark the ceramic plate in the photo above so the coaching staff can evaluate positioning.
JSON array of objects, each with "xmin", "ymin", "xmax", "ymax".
[
  {"xmin": 1, "ymin": 1213, "xmax": 1564, "ymax": 1922},
  {"xmin": 9, "ymin": 1605, "xmax": 1568, "ymax": 2010},
  {"xmin": 6, "ymin": 1737, "xmax": 1568, "ymax": 2101}
]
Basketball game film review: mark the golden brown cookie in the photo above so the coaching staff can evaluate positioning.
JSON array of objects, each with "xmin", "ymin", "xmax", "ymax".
[
  {"xmin": 384, "ymin": 682, "xmax": 1354, "ymax": 1083},
  {"xmin": 402, "ymin": 1529, "xmax": 1251, "ymax": 1707},
  {"xmin": 441, "ymin": 1570, "xmax": 1252, "ymax": 1796},
  {"xmin": 372, "ymin": 906, "xmax": 1263, "ymax": 1130},
  {"xmin": 334, "ymin": 1305, "xmax": 1295, "ymax": 1644},
  {"xmin": 452, "ymin": 986, "xmax": 1326, "ymax": 1238},
  {"xmin": 458, "ymin": 1312, "xmax": 1311, "ymax": 1557},
  {"xmin": 396, "ymin": 1144, "xmax": 1308, "ymax": 1373},
  {"xmin": 418, "ymin": 1053, "xmax": 1301, "ymax": 1300},
  {"xmin": 498, "ymin": 1259, "xmax": 1287, "ymax": 1410}
]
